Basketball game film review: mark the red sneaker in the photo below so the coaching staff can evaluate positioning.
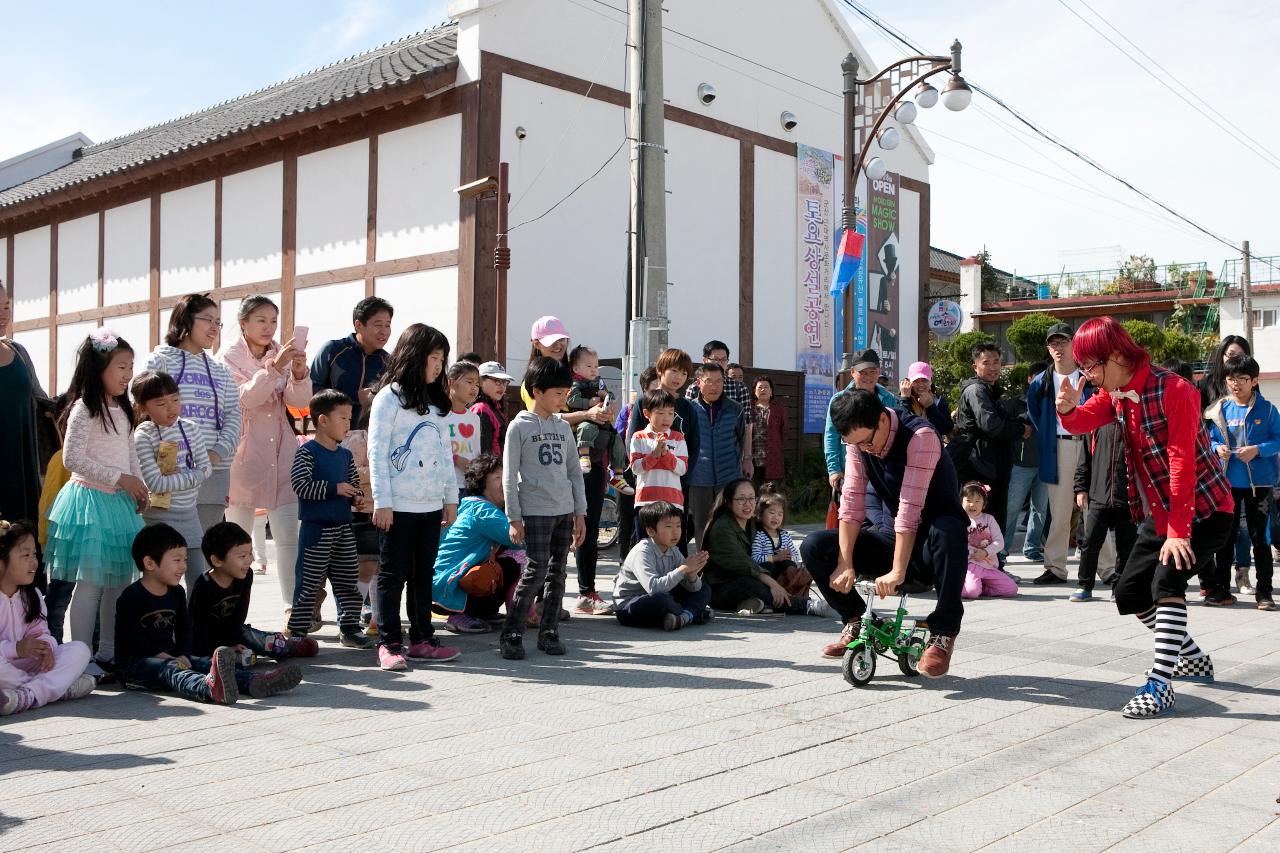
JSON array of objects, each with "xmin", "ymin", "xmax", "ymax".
[
  {"xmin": 405, "ymin": 638, "xmax": 460, "ymax": 662},
  {"xmin": 378, "ymin": 644, "xmax": 408, "ymax": 671},
  {"xmin": 822, "ymin": 621, "xmax": 861, "ymax": 659},
  {"xmin": 205, "ymin": 647, "xmax": 239, "ymax": 705},
  {"xmin": 918, "ymin": 634, "xmax": 957, "ymax": 678},
  {"xmin": 285, "ymin": 635, "xmax": 320, "ymax": 657}
]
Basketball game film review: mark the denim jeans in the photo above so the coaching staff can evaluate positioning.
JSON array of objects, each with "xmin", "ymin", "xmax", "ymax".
[
  {"xmin": 1005, "ymin": 465, "xmax": 1046, "ymax": 559},
  {"xmin": 614, "ymin": 583, "xmax": 713, "ymax": 628},
  {"xmin": 119, "ymin": 656, "xmax": 252, "ymax": 702}
]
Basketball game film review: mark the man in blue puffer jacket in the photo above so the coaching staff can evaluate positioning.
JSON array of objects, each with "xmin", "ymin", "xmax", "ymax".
[
  {"xmin": 688, "ymin": 363, "xmax": 745, "ymax": 551},
  {"xmin": 1205, "ymin": 354, "xmax": 1280, "ymax": 610}
]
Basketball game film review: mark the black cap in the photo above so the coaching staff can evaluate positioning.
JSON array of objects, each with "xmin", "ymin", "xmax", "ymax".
[
  {"xmin": 851, "ymin": 349, "xmax": 881, "ymax": 372},
  {"xmin": 1045, "ymin": 322, "xmax": 1073, "ymax": 344}
]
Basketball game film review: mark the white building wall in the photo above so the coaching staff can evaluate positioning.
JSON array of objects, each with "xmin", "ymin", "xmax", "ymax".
[
  {"xmin": 376, "ymin": 268, "xmax": 458, "ymax": 353},
  {"xmin": 500, "ymin": 75, "xmax": 629, "ymax": 371},
  {"xmin": 377, "ymin": 117, "xmax": 462, "ymax": 260},
  {"xmin": 12, "ymin": 328, "xmax": 48, "ymax": 392},
  {"xmin": 103, "ymin": 199, "xmax": 151, "ymax": 306},
  {"xmin": 296, "ymin": 140, "xmax": 368, "ymax": 275},
  {"xmin": 111, "ymin": 312, "xmax": 152, "ymax": 367},
  {"xmin": 752, "ymin": 146, "xmax": 799, "ymax": 371},
  {"xmin": 57, "ymin": 213, "xmax": 98, "ymax": 315},
  {"xmin": 13, "ymin": 226, "xmax": 50, "ymax": 323},
  {"xmin": 222, "ymin": 163, "xmax": 283, "ymax": 287},
  {"xmin": 160, "ymin": 182, "xmax": 215, "ymax": 297},
  {"xmin": 294, "ymin": 280, "xmax": 365, "ymax": 352},
  {"xmin": 664, "ymin": 122, "xmax": 740, "ymax": 358},
  {"xmin": 1221, "ymin": 293, "xmax": 1280, "ymax": 399},
  {"xmin": 56, "ymin": 320, "xmax": 98, "ymax": 394}
]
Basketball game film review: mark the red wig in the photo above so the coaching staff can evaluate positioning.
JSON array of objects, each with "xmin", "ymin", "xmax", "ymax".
[{"xmin": 1071, "ymin": 317, "xmax": 1150, "ymax": 369}]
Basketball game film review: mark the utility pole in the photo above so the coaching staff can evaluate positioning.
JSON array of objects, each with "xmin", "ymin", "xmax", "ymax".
[
  {"xmin": 1242, "ymin": 239, "xmax": 1253, "ymax": 347},
  {"xmin": 628, "ymin": 0, "xmax": 667, "ymax": 398}
]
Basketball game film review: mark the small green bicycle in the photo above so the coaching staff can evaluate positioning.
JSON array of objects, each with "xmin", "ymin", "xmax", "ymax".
[{"xmin": 841, "ymin": 579, "xmax": 930, "ymax": 687}]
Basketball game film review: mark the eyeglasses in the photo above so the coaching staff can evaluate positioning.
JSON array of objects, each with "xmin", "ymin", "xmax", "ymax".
[
  {"xmin": 731, "ymin": 496, "xmax": 757, "ymax": 504},
  {"xmin": 1046, "ymin": 338, "xmax": 1071, "ymax": 348},
  {"xmin": 707, "ymin": 355, "xmax": 729, "ymax": 365},
  {"xmin": 856, "ymin": 422, "xmax": 881, "ymax": 449},
  {"xmin": 194, "ymin": 315, "xmax": 223, "ymax": 327},
  {"xmin": 1079, "ymin": 358, "xmax": 1109, "ymax": 374}
]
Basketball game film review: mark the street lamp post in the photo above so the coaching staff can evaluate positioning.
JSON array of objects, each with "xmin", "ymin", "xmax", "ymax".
[{"xmin": 840, "ymin": 40, "xmax": 971, "ymax": 352}]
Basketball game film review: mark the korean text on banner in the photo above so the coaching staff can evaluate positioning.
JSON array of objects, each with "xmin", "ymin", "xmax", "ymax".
[{"xmin": 795, "ymin": 145, "xmax": 835, "ymax": 433}]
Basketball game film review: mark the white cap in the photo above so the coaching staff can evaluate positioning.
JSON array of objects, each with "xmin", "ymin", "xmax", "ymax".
[{"xmin": 478, "ymin": 361, "xmax": 513, "ymax": 381}]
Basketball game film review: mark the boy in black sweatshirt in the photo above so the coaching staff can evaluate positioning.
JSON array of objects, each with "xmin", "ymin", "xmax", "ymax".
[
  {"xmin": 1071, "ymin": 418, "xmax": 1138, "ymax": 601},
  {"xmin": 115, "ymin": 524, "xmax": 301, "ymax": 704}
]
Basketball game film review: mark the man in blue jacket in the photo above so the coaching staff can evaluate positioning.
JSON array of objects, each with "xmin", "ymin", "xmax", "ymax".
[
  {"xmin": 1026, "ymin": 323, "xmax": 1115, "ymax": 586},
  {"xmin": 310, "ymin": 296, "xmax": 394, "ymax": 427},
  {"xmin": 688, "ymin": 363, "xmax": 746, "ymax": 551},
  {"xmin": 1205, "ymin": 354, "xmax": 1279, "ymax": 610}
]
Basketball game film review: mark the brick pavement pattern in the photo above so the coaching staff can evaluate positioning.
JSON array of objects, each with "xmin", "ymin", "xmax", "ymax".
[{"xmin": 2, "ymin": 536, "xmax": 1278, "ymax": 852}]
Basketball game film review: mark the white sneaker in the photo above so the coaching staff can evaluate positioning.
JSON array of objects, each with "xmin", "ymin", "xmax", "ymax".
[
  {"xmin": 1235, "ymin": 567, "xmax": 1255, "ymax": 596},
  {"xmin": 807, "ymin": 595, "xmax": 838, "ymax": 618},
  {"xmin": 0, "ymin": 687, "xmax": 35, "ymax": 716},
  {"xmin": 62, "ymin": 673, "xmax": 96, "ymax": 701}
]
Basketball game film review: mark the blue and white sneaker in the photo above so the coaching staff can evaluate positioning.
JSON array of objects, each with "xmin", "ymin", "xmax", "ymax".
[
  {"xmin": 1069, "ymin": 587, "xmax": 1092, "ymax": 602},
  {"xmin": 1122, "ymin": 678, "xmax": 1175, "ymax": 719},
  {"xmin": 1145, "ymin": 654, "xmax": 1214, "ymax": 683}
]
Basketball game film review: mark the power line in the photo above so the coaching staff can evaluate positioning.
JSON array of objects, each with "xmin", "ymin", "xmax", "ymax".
[
  {"xmin": 1055, "ymin": 0, "xmax": 1280, "ymax": 174},
  {"xmin": 507, "ymin": 138, "xmax": 627, "ymax": 233}
]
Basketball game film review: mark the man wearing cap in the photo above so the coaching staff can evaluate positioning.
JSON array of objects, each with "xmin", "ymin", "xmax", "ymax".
[
  {"xmin": 472, "ymin": 361, "xmax": 514, "ymax": 458},
  {"xmin": 310, "ymin": 296, "xmax": 394, "ymax": 427},
  {"xmin": 824, "ymin": 350, "xmax": 900, "ymax": 488},
  {"xmin": 898, "ymin": 361, "xmax": 953, "ymax": 437},
  {"xmin": 1027, "ymin": 322, "xmax": 1116, "ymax": 586}
]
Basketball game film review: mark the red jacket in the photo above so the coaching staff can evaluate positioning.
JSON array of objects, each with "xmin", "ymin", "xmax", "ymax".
[{"xmin": 754, "ymin": 400, "xmax": 788, "ymax": 482}]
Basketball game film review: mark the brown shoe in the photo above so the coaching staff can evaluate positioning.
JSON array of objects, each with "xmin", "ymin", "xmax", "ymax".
[
  {"xmin": 822, "ymin": 621, "xmax": 861, "ymax": 658},
  {"xmin": 918, "ymin": 634, "xmax": 957, "ymax": 678}
]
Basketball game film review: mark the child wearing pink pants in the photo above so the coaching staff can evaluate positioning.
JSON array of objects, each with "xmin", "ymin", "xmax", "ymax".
[{"xmin": 960, "ymin": 482, "xmax": 1018, "ymax": 600}]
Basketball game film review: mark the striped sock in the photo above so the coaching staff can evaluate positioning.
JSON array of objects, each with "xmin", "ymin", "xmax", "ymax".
[
  {"xmin": 1150, "ymin": 603, "xmax": 1188, "ymax": 686},
  {"xmin": 1137, "ymin": 606, "xmax": 1204, "ymax": 659}
]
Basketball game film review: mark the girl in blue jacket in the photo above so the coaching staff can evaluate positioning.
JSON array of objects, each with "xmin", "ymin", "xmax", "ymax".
[{"xmin": 1206, "ymin": 355, "xmax": 1280, "ymax": 610}]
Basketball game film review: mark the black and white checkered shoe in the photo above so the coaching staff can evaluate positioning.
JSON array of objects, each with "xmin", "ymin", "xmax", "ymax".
[
  {"xmin": 1144, "ymin": 654, "xmax": 1214, "ymax": 683},
  {"xmin": 1122, "ymin": 678, "xmax": 1175, "ymax": 719}
]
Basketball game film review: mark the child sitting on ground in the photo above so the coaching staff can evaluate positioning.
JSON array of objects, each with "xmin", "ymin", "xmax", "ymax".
[
  {"xmin": 751, "ymin": 486, "xmax": 833, "ymax": 617},
  {"xmin": 0, "ymin": 519, "xmax": 96, "ymax": 716},
  {"xmin": 566, "ymin": 345, "xmax": 630, "ymax": 493},
  {"xmin": 613, "ymin": 501, "xmax": 712, "ymax": 630},
  {"xmin": 289, "ymin": 390, "xmax": 374, "ymax": 647},
  {"xmin": 115, "ymin": 523, "xmax": 301, "ymax": 704},
  {"xmin": 960, "ymin": 481, "xmax": 1017, "ymax": 599},
  {"xmin": 189, "ymin": 521, "xmax": 319, "ymax": 660}
]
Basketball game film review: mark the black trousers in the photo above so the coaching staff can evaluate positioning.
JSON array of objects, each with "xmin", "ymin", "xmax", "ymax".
[
  {"xmin": 1211, "ymin": 487, "xmax": 1274, "ymax": 599},
  {"xmin": 1113, "ymin": 512, "xmax": 1234, "ymax": 615},
  {"xmin": 1077, "ymin": 505, "xmax": 1138, "ymax": 590},
  {"xmin": 376, "ymin": 510, "xmax": 442, "ymax": 648},
  {"xmin": 614, "ymin": 584, "xmax": 712, "ymax": 628},
  {"xmin": 801, "ymin": 515, "xmax": 968, "ymax": 637},
  {"xmin": 574, "ymin": 464, "xmax": 607, "ymax": 594}
]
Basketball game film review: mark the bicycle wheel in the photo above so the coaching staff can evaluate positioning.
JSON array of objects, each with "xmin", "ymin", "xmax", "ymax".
[
  {"xmin": 597, "ymin": 495, "xmax": 620, "ymax": 550},
  {"xmin": 841, "ymin": 644, "xmax": 876, "ymax": 687}
]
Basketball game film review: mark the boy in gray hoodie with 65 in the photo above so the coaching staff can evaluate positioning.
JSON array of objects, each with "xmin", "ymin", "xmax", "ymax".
[{"xmin": 501, "ymin": 358, "xmax": 587, "ymax": 659}]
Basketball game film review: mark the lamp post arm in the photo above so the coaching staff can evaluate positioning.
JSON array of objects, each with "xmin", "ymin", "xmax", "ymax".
[
  {"xmin": 856, "ymin": 55, "xmax": 952, "ymax": 86},
  {"xmin": 852, "ymin": 63, "xmax": 954, "ymax": 188}
]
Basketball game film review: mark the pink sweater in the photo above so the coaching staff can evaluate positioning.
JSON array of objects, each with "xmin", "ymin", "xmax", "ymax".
[
  {"xmin": 1, "ymin": 589, "xmax": 55, "ymax": 666},
  {"xmin": 218, "ymin": 336, "xmax": 312, "ymax": 509},
  {"xmin": 63, "ymin": 401, "xmax": 142, "ymax": 494}
]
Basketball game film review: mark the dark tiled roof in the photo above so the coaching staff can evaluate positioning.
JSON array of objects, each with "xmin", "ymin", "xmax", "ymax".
[
  {"xmin": 0, "ymin": 23, "xmax": 458, "ymax": 209},
  {"xmin": 929, "ymin": 247, "xmax": 963, "ymax": 276}
]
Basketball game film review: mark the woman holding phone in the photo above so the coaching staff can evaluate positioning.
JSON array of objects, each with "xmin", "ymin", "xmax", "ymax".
[{"xmin": 218, "ymin": 296, "xmax": 312, "ymax": 614}]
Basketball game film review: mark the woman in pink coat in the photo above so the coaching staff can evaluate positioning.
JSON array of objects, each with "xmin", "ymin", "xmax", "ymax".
[{"xmin": 218, "ymin": 295, "xmax": 312, "ymax": 613}]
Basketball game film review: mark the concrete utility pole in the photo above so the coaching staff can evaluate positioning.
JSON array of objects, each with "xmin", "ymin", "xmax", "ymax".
[
  {"xmin": 1242, "ymin": 239, "xmax": 1253, "ymax": 347},
  {"xmin": 628, "ymin": 0, "xmax": 667, "ymax": 390}
]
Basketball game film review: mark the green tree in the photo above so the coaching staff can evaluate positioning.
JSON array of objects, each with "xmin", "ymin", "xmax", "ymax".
[
  {"xmin": 1121, "ymin": 319, "xmax": 1164, "ymax": 359},
  {"xmin": 1159, "ymin": 328, "xmax": 1203, "ymax": 364},
  {"xmin": 929, "ymin": 330, "xmax": 996, "ymax": 403},
  {"xmin": 1005, "ymin": 313, "xmax": 1062, "ymax": 362}
]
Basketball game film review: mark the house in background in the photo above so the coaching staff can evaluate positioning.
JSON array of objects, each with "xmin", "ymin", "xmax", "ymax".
[{"xmin": 0, "ymin": 0, "xmax": 939, "ymax": 407}]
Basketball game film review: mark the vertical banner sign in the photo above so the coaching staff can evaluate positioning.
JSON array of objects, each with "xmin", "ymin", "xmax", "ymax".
[
  {"xmin": 795, "ymin": 144, "xmax": 835, "ymax": 433},
  {"xmin": 853, "ymin": 171, "xmax": 869, "ymax": 353},
  {"xmin": 866, "ymin": 171, "xmax": 901, "ymax": 383}
]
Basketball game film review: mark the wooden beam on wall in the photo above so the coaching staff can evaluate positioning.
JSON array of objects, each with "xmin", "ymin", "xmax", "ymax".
[
  {"xmin": 149, "ymin": 194, "xmax": 161, "ymax": 349},
  {"xmin": 96, "ymin": 211, "xmax": 105, "ymax": 311},
  {"xmin": 281, "ymin": 148, "xmax": 298, "ymax": 337},
  {"xmin": 213, "ymin": 177, "xmax": 223, "ymax": 292},
  {"xmin": 456, "ymin": 81, "xmax": 480, "ymax": 356},
  {"xmin": 472, "ymin": 70, "xmax": 502, "ymax": 359},
  {"xmin": 48, "ymin": 223, "xmax": 58, "ymax": 392},
  {"xmin": 739, "ymin": 140, "xmax": 755, "ymax": 366},
  {"xmin": 366, "ymin": 134, "xmax": 378, "ymax": 297},
  {"xmin": 4, "ymin": 235, "xmax": 12, "ymax": 300}
]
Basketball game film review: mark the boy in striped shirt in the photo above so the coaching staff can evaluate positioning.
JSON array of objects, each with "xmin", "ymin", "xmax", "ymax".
[{"xmin": 629, "ymin": 390, "xmax": 689, "ymax": 517}]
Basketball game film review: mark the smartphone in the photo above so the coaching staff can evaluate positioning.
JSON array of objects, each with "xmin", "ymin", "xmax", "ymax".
[{"xmin": 292, "ymin": 325, "xmax": 309, "ymax": 351}]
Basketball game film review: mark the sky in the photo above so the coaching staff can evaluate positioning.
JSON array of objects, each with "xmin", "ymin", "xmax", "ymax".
[{"xmin": 2, "ymin": 0, "xmax": 1277, "ymax": 282}]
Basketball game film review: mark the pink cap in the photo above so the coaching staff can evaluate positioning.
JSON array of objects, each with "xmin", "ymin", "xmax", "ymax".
[
  {"xmin": 531, "ymin": 315, "xmax": 570, "ymax": 347},
  {"xmin": 906, "ymin": 361, "xmax": 933, "ymax": 382}
]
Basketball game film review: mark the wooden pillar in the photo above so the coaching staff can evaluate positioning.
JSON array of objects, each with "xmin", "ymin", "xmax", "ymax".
[
  {"xmin": 738, "ymin": 140, "xmax": 755, "ymax": 366},
  {"xmin": 48, "ymin": 223, "xmax": 59, "ymax": 392},
  {"xmin": 149, "ymin": 194, "xmax": 161, "ymax": 349},
  {"xmin": 281, "ymin": 148, "xmax": 298, "ymax": 336},
  {"xmin": 366, "ymin": 134, "xmax": 378, "ymax": 297}
]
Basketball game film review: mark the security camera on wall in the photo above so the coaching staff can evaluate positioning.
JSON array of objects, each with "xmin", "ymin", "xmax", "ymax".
[
  {"xmin": 697, "ymin": 83, "xmax": 716, "ymax": 105},
  {"xmin": 780, "ymin": 111, "xmax": 798, "ymax": 132}
]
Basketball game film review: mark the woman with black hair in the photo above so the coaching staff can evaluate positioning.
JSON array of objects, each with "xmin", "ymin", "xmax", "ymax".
[
  {"xmin": 700, "ymin": 478, "xmax": 798, "ymax": 614},
  {"xmin": 1198, "ymin": 335, "xmax": 1250, "ymax": 410},
  {"xmin": 0, "ymin": 293, "xmax": 49, "ymax": 531}
]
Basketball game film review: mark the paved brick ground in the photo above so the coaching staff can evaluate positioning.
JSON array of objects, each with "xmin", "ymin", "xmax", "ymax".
[{"xmin": 3, "ymin": 537, "xmax": 1278, "ymax": 852}]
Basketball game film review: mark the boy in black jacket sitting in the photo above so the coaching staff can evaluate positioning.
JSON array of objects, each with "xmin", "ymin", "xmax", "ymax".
[
  {"xmin": 116, "ymin": 524, "xmax": 301, "ymax": 704},
  {"xmin": 1071, "ymin": 418, "xmax": 1138, "ymax": 602}
]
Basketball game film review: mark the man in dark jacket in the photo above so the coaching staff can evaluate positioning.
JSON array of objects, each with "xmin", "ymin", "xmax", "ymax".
[
  {"xmin": 1071, "ymin": 418, "xmax": 1136, "ymax": 601},
  {"xmin": 1005, "ymin": 362, "xmax": 1048, "ymax": 562},
  {"xmin": 309, "ymin": 296, "xmax": 394, "ymax": 427},
  {"xmin": 948, "ymin": 342, "xmax": 1030, "ymax": 538}
]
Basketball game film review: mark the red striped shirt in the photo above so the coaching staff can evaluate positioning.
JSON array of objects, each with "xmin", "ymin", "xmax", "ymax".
[{"xmin": 630, "ymin": 428, "xmax": 689, "ymax": 507}]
